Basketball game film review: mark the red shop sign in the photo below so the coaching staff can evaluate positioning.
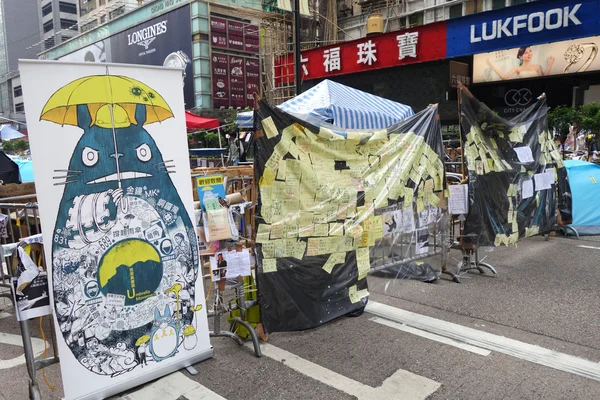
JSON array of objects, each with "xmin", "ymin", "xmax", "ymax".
[{"xmin": 275, "ymin": 21, "xmax": 447, "ymax": 85}]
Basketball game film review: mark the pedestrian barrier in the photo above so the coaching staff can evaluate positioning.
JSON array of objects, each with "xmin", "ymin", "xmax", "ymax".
[{"xmin": 0, "ymin": 199, "xmax": 59, "ymax": 400}]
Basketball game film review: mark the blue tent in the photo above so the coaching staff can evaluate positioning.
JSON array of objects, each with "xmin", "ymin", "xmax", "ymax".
[
  {"xmin": 564, "ymin": 160, "xmax": 600, "ymax": 235},
  {"xmin": 236, "ymin": 80, "xmax": 414, "ymax": 130},
  {"xmin": 9, "ymin": 157, "xmax": 34, "ymax": 183}
]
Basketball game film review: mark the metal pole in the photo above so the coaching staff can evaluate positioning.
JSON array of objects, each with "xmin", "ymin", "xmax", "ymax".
[
  {"xmin": 294, "ymin": 0, "xmax": 302, "ymax": 96},
  {"xmin": 218, "ymin": 127, "xmax": 224, "ymax": 166}
]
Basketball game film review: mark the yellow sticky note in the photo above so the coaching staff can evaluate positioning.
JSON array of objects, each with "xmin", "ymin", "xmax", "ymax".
[
  {"xmin": 323, "ymin": 252, "xmax": 346, "ymax": 274},
  {"xmin": 356, "ymin": 247, "xmax": 370, "ymax": 280},
  {"xmin": 263, "ymin": 258, "xmax": 277, "ymax": 273},
  {"xmin": 313, "ymin": 223, "xmax": 329, "ymax": 237},
  {"xmin": 256, "ymin": 224, "xmax": 271, "ymax": 243},
  {"xmin": 260, "ymin": 167, "xmax": 276, "ymax": 188},
  {"xmin": 262, "ymin": 116, "xmax": 279, "ymax": 139},
  {"xmin": 371, "ymin": 216, "xmax": 384, "ymax": 240},
  {"xmin": 262, "ymin": 242, "xmax": 275, "ymax": 258},
  {"xmin": 307, "ymin": 238, "xmax": 319, "ymax": 256},
  {"xmin": 291, "ymin": 240, "xmax": 306, "ymax": 260},
  {"xmin": 329, "ymin": 223, "xmax": 344, "ymax": 236},
  {"xmin": 277, "ymin": 160, "xmax": 287, "ymax": 180},
  {"xmin": 416, "ymin": 198, "xmax": 425, "ymax": 212}
]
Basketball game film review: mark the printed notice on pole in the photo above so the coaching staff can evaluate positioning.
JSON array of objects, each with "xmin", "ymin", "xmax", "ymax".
[{"xmin": 448, "ymin": 184, "xmax": 468, "ymax": 215}]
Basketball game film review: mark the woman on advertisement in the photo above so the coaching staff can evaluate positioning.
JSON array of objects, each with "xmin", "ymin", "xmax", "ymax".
[{"xmin": 487, "ymin": 47, "xmax": 554, "ymax": 80}]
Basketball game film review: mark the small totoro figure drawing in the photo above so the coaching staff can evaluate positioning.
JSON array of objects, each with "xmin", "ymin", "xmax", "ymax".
[
  {"xmin": 149, "ymin": 304, "xmax": 179, "ymax": 361},
  {"xmin": 47, "ymin": 80, "xmax": 199, "ymax": 376}
]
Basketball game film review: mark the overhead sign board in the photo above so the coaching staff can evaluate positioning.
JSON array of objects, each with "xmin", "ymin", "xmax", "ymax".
[{"xmin": 447, "ymin": 0, "xmax": 600, "ymax": 57}]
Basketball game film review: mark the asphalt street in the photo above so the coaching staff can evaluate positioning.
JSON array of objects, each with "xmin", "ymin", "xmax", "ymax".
[{"xmin": 1, "ymin": 235, "xmax": 599, "ymax": 399}]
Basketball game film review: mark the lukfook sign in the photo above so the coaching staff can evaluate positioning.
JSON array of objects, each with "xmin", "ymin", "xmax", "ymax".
[
  {"xmin": 470, "ymin": 4, "xmax": 581, "ymax": 43},
  {"xmin": 447, "ymin": 0, "xmax": 600, "ymax": 57}
]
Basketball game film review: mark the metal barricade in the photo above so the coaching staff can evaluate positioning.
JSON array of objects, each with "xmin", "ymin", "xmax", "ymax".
[{"xmin": 0, "ymin": 199, "xmax": 60, "ymax": 400}]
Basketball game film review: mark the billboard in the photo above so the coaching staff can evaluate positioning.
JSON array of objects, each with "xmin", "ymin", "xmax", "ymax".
[
  {"xmin": 473, "ymin": 35, "xmax": 600, "ymax": 83},
  {"xmin": 20, "ymin": 60, "xmax": 212, "ymax": 400},
  {"xmin": 209, "ymin": 16, "xmax": 259, "ymax": 53},
  {"xmin": 59, "ymin": 5, "xmax": 193, "ymax": 107},
  {"xmin": 211, "ymin": 53, "xmax": 259, "ymax": 109},
  {"xmin": 447, "ymin": 0, "xmax": 600, "ymax": 58},
  {"xmin": 274, "ymin": 21, "xmax": 447, "ymax": 85}
]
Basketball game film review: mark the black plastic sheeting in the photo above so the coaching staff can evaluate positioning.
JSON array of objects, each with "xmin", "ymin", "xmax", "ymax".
[
  {"xmin": 253, "ymin": 100, "xmax": 445, "ymax": 332},
  {"xmin": 459, "ymin": 88, "xmax": 565, "ymax": 247}
]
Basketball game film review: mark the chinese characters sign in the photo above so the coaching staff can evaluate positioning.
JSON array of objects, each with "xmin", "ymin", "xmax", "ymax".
[
  {"xmin": 212, "ymin": 53, "xmax": 260, "ymax": 108},
  {"xmin": 274, "ymin": 22, "xmax": 446, "ymax": 85},
  {"xmin": 210, "ymin": 16, "xmax": 259, "ymax": 53}
]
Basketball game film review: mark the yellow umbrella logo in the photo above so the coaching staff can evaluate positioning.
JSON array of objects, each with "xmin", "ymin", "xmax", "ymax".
[{"xmin": 40, "ymin": 72, "xmax": 174, "ymax": 127}]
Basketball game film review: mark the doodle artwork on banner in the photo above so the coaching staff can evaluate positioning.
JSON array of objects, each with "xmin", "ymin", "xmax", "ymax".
[{"xmin": 20, "ymin": 60, "xmax": 211, "ymax": 400}]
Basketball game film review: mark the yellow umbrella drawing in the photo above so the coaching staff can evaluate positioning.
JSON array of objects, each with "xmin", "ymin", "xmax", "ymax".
[
  {"xmin": 40, "ymin": 72, "xmax": 173, "ymax": 127},
  {"xmin": 39, "ymin": 67, "xmax": 173, "ymax": 196},
  {"xmin": 135, "ymin": 335, "xmax": 150, "ymax": 346}
]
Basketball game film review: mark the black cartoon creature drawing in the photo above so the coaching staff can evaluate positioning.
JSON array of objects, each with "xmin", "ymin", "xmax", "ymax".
[{"xmin": 42, "ymin": 72, "xmax": 201, "ymax": 376}]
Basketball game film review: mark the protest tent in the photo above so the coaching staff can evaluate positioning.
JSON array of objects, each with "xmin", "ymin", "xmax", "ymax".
[
  {"xmin": 562, "ymin": 160, "xmax": 600, "ymax": 236},
  {"xmin": 185, "ymin": 111, "xmax": 220, "ymax": 131},
  {"xmin": 236, "ymin": 79, "xmax": 414, "ymax": 130}
]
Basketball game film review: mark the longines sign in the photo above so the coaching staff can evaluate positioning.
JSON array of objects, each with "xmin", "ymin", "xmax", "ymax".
[
  {"xmin": 127, "ymin": 20, "xmax": 168, "ymax": 51},
  {"xmin": 447, "ymin": 0, "xmax": 600, "ymax": 57}
]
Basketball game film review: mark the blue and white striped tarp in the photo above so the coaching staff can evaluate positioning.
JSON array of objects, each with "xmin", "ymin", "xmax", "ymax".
[{"xmin": 235, "ymin": 80, "xmax": 413, "ymax": 130}]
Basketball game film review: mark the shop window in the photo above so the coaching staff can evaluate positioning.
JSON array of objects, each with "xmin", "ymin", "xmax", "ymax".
[
  {"xmin": 449, "ymin": 4, "xmax": 462, "ymax": 19},
  {"xmin": 408, "ymin": 12, "xmax": 423, "ymax": 27},
  {"xmin": 60, "ymin": 19, "xmax": 77, "ymax": 30},
  {"xmin": 44, "ymin": 37, "xmax": 55, "ymax": 49},
  {"xmin": 59, "ymin": 2, "xmax": 77, "ymax": 14},
  {"xmin": 464, "ymin": 0, "xmax": 484, "ymax": 15},
  {"xmin": 42, "ymin": 3, "xmax": 52, "ymax": 17},
  {"xmin": 43, "ymin": 20, "xmax": 54, "ymax": 33},
  {"xmin": 109, "ymin": 6, "xmax": 125, "ymax": 20},
  {"xmin": 492, "ymin": 0, "xmax": 506, "ymax": 9},
  {"xmin": 13, "ymin": 85, "xmax": 22, "ymax": 98},
  {"xmin": 15, "ymin": 103, "xmax": 25, "ymax": 113}
]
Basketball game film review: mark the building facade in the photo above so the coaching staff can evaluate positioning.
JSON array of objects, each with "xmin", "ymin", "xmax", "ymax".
[
  {"xmin": 39, "ymin": 0, "xmax": 79, "ymax": 50},
  {"xmin": 288, "ymin": 0, "xmax": 600, "ymax": 128},
  {"xmin": 0, "ymin": 0, "xmax": 44, "ymax": 124}
]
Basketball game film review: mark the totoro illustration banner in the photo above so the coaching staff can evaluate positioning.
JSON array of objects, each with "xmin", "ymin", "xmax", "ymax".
[{"xmin": 20, "ymin": 61, "xmax": 212, "ymax": 400}]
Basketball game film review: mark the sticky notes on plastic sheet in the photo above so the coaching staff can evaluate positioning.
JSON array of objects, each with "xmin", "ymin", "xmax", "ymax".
[
  {"xmin": 262, "ymin": 241, "xmax": 276, "ymax": 258},
  {"xmin": 493, "ymin": 233, "xmax": 509, "ymax": 247},
  {"xmin": 323, "ymin": 252, "xmax": 346, "ymax": 274},
  {"xmin": 356, "ymin": 247, "xmax": 370, "ymax": 280},
  {"xmin": 507, "ymin": 183, "xmax": 518, "ymax": 197},
  {"xmin": 289, "ymin": 240, "xmax": 306, "ymax": 260},
  {"xmin": 318, "ymin": 126, "xmax": 338, "ymax": 141},
  {"xmin": 329, "ymin": 223, "xmax": 344, "ymax": 237},
  {"xmin": 284, "ymin": 220, "xmax": 299, "ymax": 238},
  {"xmin": 348, "ymin": 285, "xmax": 369, "ymax": 304},
  {"xmin": 256, "ymin": 224, "xmax": 271, "ymax": 243},
  {"xmin": 508, "ymin": 126, "xmax": 525, "ymax": 143},
  {"xmin": 259, "ymin": 167, "xmax": 276, "ymax": 188},
  {"xmin": 298, "ymin": 212, "xmax": 315, "ymax": 238},
  {"xmin": 270, "ymin": 222, "xmax": 284, "ymax": 239},
  {"xmin": 261, "ymin": 116, "xmax": 279, "ymax": 139},
  {"xmin": 525, "ymin": 225, "xmax": 540, "ymax": 238},
  {"xmin": 312, "ymin": 223, "xmax": 328, "ymax": 237},
  {"xmin": 262, "ymin": 258, "xmax": 277, "ymax": 273}
]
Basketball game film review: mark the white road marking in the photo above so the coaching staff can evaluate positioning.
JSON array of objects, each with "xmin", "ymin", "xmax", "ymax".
[
  {"xmin": 370, "ymin": 316, "xmax": 491, "ymax": 356},
  {"xmin": 366, "ymin": 301, "xmax": 600, "ymax": 382},
  {"xmin": 247, "ymin": 342, "xmax": 440, "ymax": 400},
  {"xmin": 0, "ymin": 332, "xmax": 47, "ymax": 369},
  {"xmin": 113, "ymin": 371, "xmax": 226, "ymax": 400},
  {"xmin": 577, "ymin": 245, "xmax": 600, "ymax": 250}
]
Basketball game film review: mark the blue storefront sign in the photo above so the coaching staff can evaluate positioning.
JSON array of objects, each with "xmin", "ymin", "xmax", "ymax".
[{"xmin": 447, "ymin": 0, "xmax": 600, "ymax": 57}]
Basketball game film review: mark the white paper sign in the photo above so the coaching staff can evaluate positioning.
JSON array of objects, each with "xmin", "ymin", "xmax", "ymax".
[
  {"xmin": 225, "ymin": 249, "xmax": 252, "ymax": 278},
  {"xmin": 20, "ymin": 61, "xmax": 212, "ymax": 400},
  {"xmin": 448, "ymin": 184, "xmax": 469, "ymax": 215},
  {"xmin": 514, "ymin": 146, "xmax": 534, "ymax": 163},
  {"xmin": 521, "ymin": 179, "xmax": 534, "ymax": 199},
  {"xmin": 534, "ymin": 172, "xmax": 552, "ymax": 191}
]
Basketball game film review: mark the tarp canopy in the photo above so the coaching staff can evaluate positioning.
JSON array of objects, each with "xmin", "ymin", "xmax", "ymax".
[
  {"xmin": 10, "ymin": 157, "xmax": 34, "ymax": 182},
  {"xmin": 0, "ymin": 125, "xmax": 25, "ymax": 141},
  {"xmin": 563, "ymin": 160, "xmax": 600, "ymax": 235},
  {"xmin": 185, "ymin": 111, "xmax": 220, "ymax": 131},
  {"xmin": 236, "ymin": 80, "xmax": 414, "ymax": 130}
]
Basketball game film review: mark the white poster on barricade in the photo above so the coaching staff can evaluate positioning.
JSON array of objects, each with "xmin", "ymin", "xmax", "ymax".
[{"xmin": 20, "ymin": 60, "xmax": 212, "ymax": 400}]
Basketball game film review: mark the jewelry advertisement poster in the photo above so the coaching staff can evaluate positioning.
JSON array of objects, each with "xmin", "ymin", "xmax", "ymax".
[
  {"xmin": 20, "ymin": 61, "xmax": 212, "ymax": 400},
  {"xmin": 473, "ymin": 35, "xmax": 599, "ymax": 83}
]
